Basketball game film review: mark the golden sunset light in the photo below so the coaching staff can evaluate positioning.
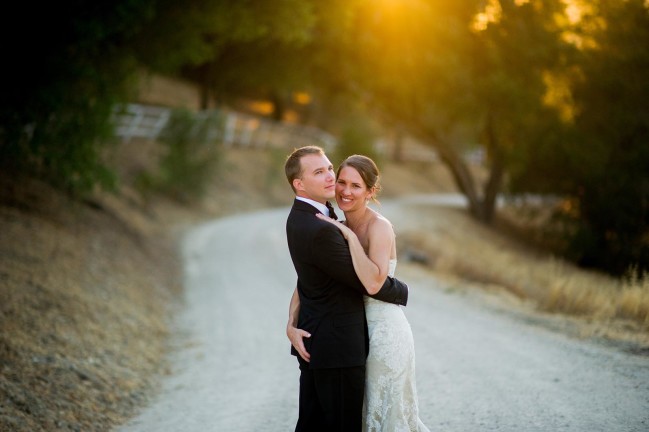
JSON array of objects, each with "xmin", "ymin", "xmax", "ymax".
[
  {"xmin": 472, "ymin": 0, "xmax": 503, "ymax": 31},
  {"xmin": 558, "ymin": 0, "xmax": 604, "ymax": 49},
  {"xmin": 292, "ymin": 92, "xmax": 311, "ymax": 105},
  {"xmin": 4, "ymin": 2, "xmax": 649, "ymax": 430}
]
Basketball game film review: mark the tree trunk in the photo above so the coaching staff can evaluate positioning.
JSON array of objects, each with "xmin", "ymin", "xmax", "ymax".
[
  {"xmin": 197, "ymin": 63, "xmax": 212, "ymax": 111},
  {"xmin": 434, "ymin": 140, "xmax": 486, "ymax": 221},
  {"xmin": 480, "ymin": 113, "xmax": 505, "ymax": 223},
  {"xmin": 412, "ymin": 120, "xmax": 502, "ymax": 224},
  {"xmin": 269, "ymin": 91, "xmax": 286, "ymax": 121},
  {"xmin": 411, "ymin": 124, "xmax": 483, "ymax": 218}
]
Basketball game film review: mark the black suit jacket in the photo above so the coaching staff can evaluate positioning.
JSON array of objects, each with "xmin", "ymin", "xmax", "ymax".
[{"xmin": 286, "ymin": 199, "xmax": 409, "ymax": 369}]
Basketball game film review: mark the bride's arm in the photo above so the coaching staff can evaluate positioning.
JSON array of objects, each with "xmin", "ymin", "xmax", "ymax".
[{"xmin": 317, "ymin": 214, "xmax": 393, "ymax": 295}]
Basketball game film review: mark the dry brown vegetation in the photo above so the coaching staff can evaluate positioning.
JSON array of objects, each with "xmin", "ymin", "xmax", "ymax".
[
  {"xmin": 0, "ymin": 175, "xmax": 181, "ymax": 431},
  {"xmin": 0, "ymin": 147, "xmax": 295, "ymax": 431},
  {"xmin": 2, "ymin": 77, "xmax": 647, "ymax": 431},
  {"xmin": 396, "ymin": 204, "xmax": 649, "ymax": 347}
]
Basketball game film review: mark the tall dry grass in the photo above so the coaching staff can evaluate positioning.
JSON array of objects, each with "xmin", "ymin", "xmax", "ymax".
[
  {"xmin": 618, "ymin": 268, "xmax": 649, "ymax": 325},
  {"xmin": 396, "ymin": 205, "xmax": 649, "ymax": 331}
]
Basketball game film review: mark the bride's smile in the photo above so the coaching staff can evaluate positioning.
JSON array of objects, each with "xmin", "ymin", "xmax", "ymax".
[{"xmin": 335, "ymin": 166, "xmax": 373, "ymax": 212}]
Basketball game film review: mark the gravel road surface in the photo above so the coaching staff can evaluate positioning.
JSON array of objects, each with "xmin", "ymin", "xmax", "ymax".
[{"xmin": 118, "ymin": 199, "xmax": 649, "ymax": 432}]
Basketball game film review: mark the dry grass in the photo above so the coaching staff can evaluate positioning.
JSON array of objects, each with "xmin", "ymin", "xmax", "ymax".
[
  {"xmin": 0, "ymin": 146, "xmax": 318, "ymax": 431},
  {"xmin": 618, "ymin": 270, "xmax": 649, "ymax": 325},
  {"xmin": 136, "ymin": 72, "xmax": 201, "ymax": 110},
  {"xmin": 0, "ymin": 176, "xmax": 182, "ymax": 431},
  {"xmin": 396, "ymin": 205, "xmax": 649, "ymax": 345}
]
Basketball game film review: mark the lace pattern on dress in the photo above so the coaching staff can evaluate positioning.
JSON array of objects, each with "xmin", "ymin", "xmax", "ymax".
[{"xmin": 362, "ymin": 260, "xmax": 430, "ymax": 431}]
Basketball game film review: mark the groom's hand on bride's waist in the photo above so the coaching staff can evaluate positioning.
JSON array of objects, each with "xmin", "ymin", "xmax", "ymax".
[{"xmin": 287, "ymin": 324, "xmax": 311, "ymax": 362}]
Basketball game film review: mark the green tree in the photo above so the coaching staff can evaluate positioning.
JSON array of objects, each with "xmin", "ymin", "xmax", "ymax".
[
  {"xmin": 317, "ymin": 0, "xmax": 567, "ymax": 223},
  {"xmin": 1, "ymin": 0, "xmax": 223, "ymax": 194},
  {"xmin": 178, "ymin": 0, "xmax": 316, "ymax": 112},
  {"xmin": 138, "ymin": 108, "xmax": 223, "ymax": 202},
  {"xmin": 1, "ymin": 1, "xmax": 156, "ymax": 193},
  {"xmin": 0, "ymin": 0, "xmax": 315, "ymax": 194},
  {"xmin": 509, "ymin": 0, "xmax": 649, "ymax": 274}
]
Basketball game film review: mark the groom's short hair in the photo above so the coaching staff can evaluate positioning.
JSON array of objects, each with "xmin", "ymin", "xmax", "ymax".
[{"xmin": 285, "ymin": 146, "xmax": 325, "ymax": 193}]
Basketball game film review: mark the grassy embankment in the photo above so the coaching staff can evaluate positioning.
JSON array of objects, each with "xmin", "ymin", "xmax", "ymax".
[{"xmin": 396, "ymin": 202, "xmax": 648, "ymax": 346}]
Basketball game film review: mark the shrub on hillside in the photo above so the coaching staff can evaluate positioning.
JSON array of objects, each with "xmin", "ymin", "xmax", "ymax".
[
  {"xmin": 137, "ymin": 108, "xmax": 223, "ymax": 203},
  {"xmin": 333, "ymin": 114, "xmax": 383, "ymax": 168}
]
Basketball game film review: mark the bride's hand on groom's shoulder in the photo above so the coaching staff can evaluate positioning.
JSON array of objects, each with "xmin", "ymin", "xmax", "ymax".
[
  {"xmin": 287, "ymin": 324, "xmax": 311, "ymax": 362},
  {"xmin": 316, "ymin": 213, "xmax": 350, "ymax": 239},
  {"xmin": 316, "ymin": 212, "xmax": 337, "ymax": 223}
]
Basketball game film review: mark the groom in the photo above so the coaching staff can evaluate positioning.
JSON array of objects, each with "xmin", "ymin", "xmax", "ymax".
[{"xmin": 284, "ymin": 146, "xmax": 408, "ymax": 431}]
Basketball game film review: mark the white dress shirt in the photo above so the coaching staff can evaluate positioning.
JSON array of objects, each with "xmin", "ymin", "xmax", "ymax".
[{"xmin": 296, "ymin": 196, "xmax": 330, "ymax": 218}]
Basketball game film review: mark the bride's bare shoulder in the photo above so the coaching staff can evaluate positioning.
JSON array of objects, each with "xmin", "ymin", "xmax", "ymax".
[{"xmin": 369, "ymin": 210, "xmax": 394, "ymax": 232}]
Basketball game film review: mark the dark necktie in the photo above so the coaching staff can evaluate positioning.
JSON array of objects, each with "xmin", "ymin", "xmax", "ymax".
[{"xmin": 325, "ymin": 201, "xmax": 338, "ymax": 220}]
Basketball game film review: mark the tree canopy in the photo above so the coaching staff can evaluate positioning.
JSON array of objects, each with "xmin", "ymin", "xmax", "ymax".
[
  {"xmin": 1, "ymin": 0, "xmax": 315, "ymax": 192},
  {"xmin": 508, "ymin": 0, "xmax": 649, "ymax": 274},
  {"xmin": 297, "ymin": 0, "xmax": 649, "ymax": 275},
  {"xmin": 1, "ymin": 0, "xmax": 647, "ymax": 274}
]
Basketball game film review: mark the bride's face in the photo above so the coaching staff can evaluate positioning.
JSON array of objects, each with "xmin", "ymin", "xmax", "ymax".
[{"xmin": 335, "ymin": 166, "xmax": 373, "ymax": 212}]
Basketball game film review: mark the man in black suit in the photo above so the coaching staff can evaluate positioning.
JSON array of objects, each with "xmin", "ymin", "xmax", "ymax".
[{"xmin": 284, "ymin": 146, "xmax": 408, "ymax": 431}]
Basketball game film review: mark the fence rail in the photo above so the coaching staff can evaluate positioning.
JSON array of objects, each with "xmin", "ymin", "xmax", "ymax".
[
  {"xmin": 111, "ymin": 104, "xmax": 473, "ymax": 164},
  {"xmin": 113, "ymin": 104, "xmax": 171, "ymax": 142},
  {"xmin": 113, "ymin": 103, "xmax": 336, "ymax": 150}
]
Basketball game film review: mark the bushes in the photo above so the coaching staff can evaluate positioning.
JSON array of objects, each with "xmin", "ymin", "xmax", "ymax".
[
  {"xmin": 332, "ymin": 113, "xmax": 382, "ymax": 167},
  {"xmin": 137, "ymin": 108, "xmax": 224, "ymax": 203},
  {"xmin": 0, "ymin": 101, "xmax": 120, "ymax": 195},
  {"xmin": 0, "ymin": 1, "xmax": 159, "ymax": 195}
]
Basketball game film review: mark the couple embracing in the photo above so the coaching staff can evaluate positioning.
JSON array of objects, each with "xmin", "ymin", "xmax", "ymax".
[{"xmin": 284, "ymin": 146, "xmax": 430, "ymax": 432}]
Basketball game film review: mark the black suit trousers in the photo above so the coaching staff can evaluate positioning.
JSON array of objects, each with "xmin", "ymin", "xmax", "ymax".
[{"xmin": 295, "ymin": 357, "xmax": 366, "ymax": 432}]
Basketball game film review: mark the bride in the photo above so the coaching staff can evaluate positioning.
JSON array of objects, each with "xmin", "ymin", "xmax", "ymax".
[{"xmin": 317, "ymin": 155, "xmax": 429, "ymax": 432}]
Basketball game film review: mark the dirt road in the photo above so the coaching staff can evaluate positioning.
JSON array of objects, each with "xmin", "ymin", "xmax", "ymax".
[{"xmin": 118, "ymin": 200, "xmax": 649, "ymax": 432}]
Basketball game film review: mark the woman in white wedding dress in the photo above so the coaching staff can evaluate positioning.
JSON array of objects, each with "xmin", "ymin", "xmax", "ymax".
[{"xmin": 316, "ymin": 155, "xmax": 429, "ymax": 432}]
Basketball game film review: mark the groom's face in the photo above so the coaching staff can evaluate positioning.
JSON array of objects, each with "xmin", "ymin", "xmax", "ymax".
[{"xmin": 294, "ymin": 153, "xmax": 336, "ymax": 203}]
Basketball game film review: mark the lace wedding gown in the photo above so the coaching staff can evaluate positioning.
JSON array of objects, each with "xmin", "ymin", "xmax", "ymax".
[{"xmin": 363, "ymin": 259, "xmax": 430, "ymax": 432}]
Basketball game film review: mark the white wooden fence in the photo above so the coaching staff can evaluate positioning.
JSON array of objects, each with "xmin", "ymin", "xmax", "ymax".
[
  {"xmin": 113, "ymin": 103, "xmax": 337, "ymax": 150},
  {"xmin": 111, "ymin": 104, "xmax": 479, "ymax": 165},
  {"xmin": 113, "ymin": 104, "xmax": 171, "ymax": 142}
]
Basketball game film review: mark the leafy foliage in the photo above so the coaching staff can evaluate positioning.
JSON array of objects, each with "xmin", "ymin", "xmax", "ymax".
[
  {"xmin": 508, "ymin": 0, "xmax": 649, "ymax": 275},
  {"xmin": 0, "ymin": 0, "xmax": 315, "ymax": 195},
  {"xmin": 137, "ymin": 109, "xmax": 223, "ymax": 202},
  {"xmin": 333, "ymin": 114, "xmax": 382, "ymax": 168},
  {"xmin": 178, "ymin": 0, "xmax": 316, "ymax": 110},
  {"xmin": 303, "ymin": 0, "xmax": 571, "ymax": 222},
  {"xmin": 0, "ymin": 1, "xmax": 152, "ymax": 193},
  {"xmin": 2, "ymin": 0, "xmax": 647, "ymax": 275}
]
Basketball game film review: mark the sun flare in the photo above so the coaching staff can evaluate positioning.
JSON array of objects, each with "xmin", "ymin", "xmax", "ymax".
[
  {"xmin": 558, "ymin": 0, "xmax": 604, "ymax": 49},
  {"xmin": 472, "ymin": 0, "xmax": 503, "ymax": 32}
]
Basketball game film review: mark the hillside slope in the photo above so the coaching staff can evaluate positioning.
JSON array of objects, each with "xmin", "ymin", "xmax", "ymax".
[{"xmin": 0, "ymin": 147, "xmax": 454, "ymax": 431}]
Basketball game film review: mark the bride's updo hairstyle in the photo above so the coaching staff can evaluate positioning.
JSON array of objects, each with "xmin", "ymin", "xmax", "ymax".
[{"xmin": 337, "ymin": 155, "xmax": 382, "ymax": 204}]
